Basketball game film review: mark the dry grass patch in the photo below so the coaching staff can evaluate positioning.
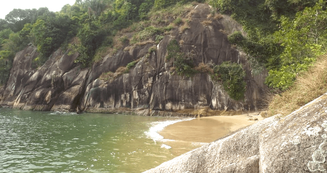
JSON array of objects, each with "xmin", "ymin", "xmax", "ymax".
[
  {"xmin": 99, "ymin": 65, "xmax": 130, "ymax": 82},
  {"xmin": 219, "ymin": 29, "xmax": 228, "ymax": 35},
  {"xmin": 214, "ymin": 13, "xmax": 223, "ymax": 20},
  {"xmin": 194, "ymin": 63, "xmax": 213, "ymax": 73},
  {"xmin": 169, "ymin": 66, "xmax": 176, "ymax": 73},
  {"xmin": 179, "ymin": 22, "xmax": 190, "ymax": 33},
  {"xmin": 267, "ymin": 55, "xmax": 327, "ymax": 117},
  {"xmin": 116, "ymin": 66, "xmax": 127, "ymax": 74},
  {"xmin": 202, "ymin": 20, "xmax": 212, "ymax": 26},
  {"xmin": 179, "ymin": 39, "xmax": 184, "ymax": 45},
  {"xmin": 123, "ymin": 46, "xmax": 134, "ymax": 52},
  {"xmin": 93, "ymin": 46, "xmax": 112, "ymax": 63},
  {"xmin": 149, "ymin": 3, "xmax": 194, "ymax": 23},
  {"xmin": 135, "ymin": 40, "xmax": 155, "ymax": 46},
  {"xmin": 173, "ymin": 17, "xmax": 183, "ymax": 26},
  {"xmin": 207, "ymin": 13, "xmax": 213, "ymax": 19},
  {"xmin": 99, "ymin": 71, "xmax": 114, "ymax": 81}
]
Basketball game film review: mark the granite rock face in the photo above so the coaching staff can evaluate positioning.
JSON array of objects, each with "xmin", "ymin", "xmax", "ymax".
[
  {"xmin": 0, "ymin": 4, "xmax": 268, "ymax": 114},
  {"xmin": 145, "ymin": 94, "xmax": 327, "ymax": 173},
  {"xmin": 259, "ymin": 95, "xmax": 327, "ymax": 173},
  {"xmin": 1, "ymin": 46, "xmax": 38, "ymax": 103},
  {"xmin": 80, "ymin": 4, "xmax": 268, "ymax": 114},
  {"xmin": 0, "ymin": 47, "xmax": 86, "ymax": 111}
]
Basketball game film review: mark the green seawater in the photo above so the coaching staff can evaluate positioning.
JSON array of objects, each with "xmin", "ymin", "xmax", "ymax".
[{"xmin": 0, "ymin": 108, "xmax": 179, "ymax": 173}]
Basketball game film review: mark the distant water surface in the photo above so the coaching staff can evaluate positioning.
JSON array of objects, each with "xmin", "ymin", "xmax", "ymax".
[{"xmin": 0, "ymin": 108, "xmax": 188, "ymax": 173}]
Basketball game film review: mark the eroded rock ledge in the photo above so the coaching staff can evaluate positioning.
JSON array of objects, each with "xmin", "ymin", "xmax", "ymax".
[{"xmin": 145, "ymin": 94, "xmax": 327, "ymax": 173}]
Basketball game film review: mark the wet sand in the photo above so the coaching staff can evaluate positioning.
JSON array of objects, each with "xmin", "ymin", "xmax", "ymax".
[{"xmin": 159, "ymin": 113, "xmax": 263, "ymax": 156}]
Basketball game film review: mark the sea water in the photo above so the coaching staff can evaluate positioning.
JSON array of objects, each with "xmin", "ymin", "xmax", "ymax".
[{"xmin": 0, "ymin": 108, "xmax": 193, "ymax": 173}]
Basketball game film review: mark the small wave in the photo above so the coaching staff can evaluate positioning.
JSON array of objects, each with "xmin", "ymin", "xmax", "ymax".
[
  {"xmin": 191, "ymin": 142, "xmax": 209, "ymax": 146},
  {"xmin": 145, "ymin": 118, "xmax": 194, "ymax": 142},
  {"xmin": 160, "ymin": 144, "xmax": 171, "ymax": 149},
  {"xmin": 50, "ymin": 111, "xmax": 77, "ymax": 115}
]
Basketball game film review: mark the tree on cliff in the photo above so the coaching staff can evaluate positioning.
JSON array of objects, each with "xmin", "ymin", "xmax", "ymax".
[{"xmin": 0, "ymin": 0, "xmax": 326, "ymax": 94}]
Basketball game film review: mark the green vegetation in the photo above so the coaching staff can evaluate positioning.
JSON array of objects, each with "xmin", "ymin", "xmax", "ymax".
[
  {"xmin": 0, "ymin": 0, "xmax": 176, "ymax": 84},
  {"xmin": 212, "ymin": 62, "xmax": 246, "ymax": 100},
  {"xmin": 165, "ymin": 38, "xmax": 246, "ymax": 99},
  {"xmin": 173, "ymin": 17, "xmax": 183, "ymax": 25},
  {"xmin": 166, "ymin": 39, "xmax": 196, "ymax": 77},
  {"xmin": 131, "ymin": 26, "xmax": 172, "ymax": 44},
  {"xmin": 0, "ymin": 0, "xmax": 204, "ymax": 86},
  {"xmin": 265, "ymin": 2, "xmax": 327, "ymax": 90},
  {"xmin": 166, "ymin": 39, "xmax": 180, "ymax": 61},
  {"xmin": 75, "ymin": 20, "xmax": 106, "ymax": 67},
  {"xmin": 154, "ymin": 0, "xmax": 204, "ymax": 9},
  {"xmin": 148, "ymin": 46, "xmax": 157, "ymax": 53},
  {"xmin": 219, "ymin": 0, "xmax": 327, "ymax": 91},
  {"xmin": 125, "ymin": 60, "xmax": 139, "ymax": 73},
  {"xmin": 31, "ymin": 14, "xmax": 76, "ymax": 62},
  {"xmin": 267, "ymin": 55, "xmax": 327, "ymax": 117},
  {"xmin": 0, "ymin": 0, "xmax": 325, "ymax": 105},
  {"xmin": 165, "ymin": 40, "xmax": 246, "ymax": 100}
]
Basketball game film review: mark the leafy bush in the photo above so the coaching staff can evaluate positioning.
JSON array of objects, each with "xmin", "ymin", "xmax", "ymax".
[
  {"xmin": 195, "ymin": 63, "xmax": 213, "ymax": 73},
  {"xmin": 166, "ymin": 39, "xmax": 196, "ymax": 77},
  {"xmin": 148, "ymin": 46, "xmax": 157, "ymax": 53},
  {"xmin": 124, "ymin": 59, "xmax": 140, "ymax": 73},
  {"xmin": 75, "ymin": 20, "xmax": 106, "ymax": 67},
  {"xmin": 173, "ymin": 17, "xmax": 183, "ymax": 25},
  {"xmin": 166, "ymin": 39, "xmax": 180, "ymax": 61},
  {"xmin": 174, "ymin": 54, "xmax": 196, "ymax": 77},
  {"xmin": 213, "ymin": 62, "xmax": 246, "ymax": 100},
  {"xmin": 218, "ymin": 0, "xmax": 326, "ymax": 92},
  {"xmin": 155, "ymin": 35, "xmax": 164, "ymax": 43},
  {"xmin": 126, "ymin": 61, "xmax": 137, "ymax": 70},
  {"xmin": 119, "ymin": 36, "xmax": 129, "ymax": 45},
  {"xmin": 0, "ymin": 50, "xmax": 14, "ymax": 84},
  {"xmin": 265, "ymin": 1, "xmax": 327, "ymax": 90},
  {"xmin": 0, "ymin": 29, "xmax": 13, "ymax": 49},
  {"xmin": 30, "ymin": 14, "xmax": 76, "ymax": 61},
  {"xmin": 139, "ymin": 0, "xmax": 155, "ymax": 20},
  {"xmin": 267, "ymin": 55, "xmax": 327, "ymax": 117},
  {"xmin": 228, "ymin": 31, "xmax": 282, "ymax": 65},
  {"xmin": 154, "ymin": 0, "xmax": 204, "ymax": 9}
]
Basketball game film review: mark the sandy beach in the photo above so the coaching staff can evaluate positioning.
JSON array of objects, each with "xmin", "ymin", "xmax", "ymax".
[{"xmin": 159, "ymin": 112, "xmax": 263, "ymax": 155}]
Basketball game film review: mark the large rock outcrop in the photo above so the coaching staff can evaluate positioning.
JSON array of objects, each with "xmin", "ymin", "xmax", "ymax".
[
  {"xmin": 0, "ymin": 47, "xmax": 86, "ymax": 111},
  {"xmin": 0, "ymin": 4, "xmax": 268, "ymax": 114},
  {"xmin": 80, "ymin": 4, "xmax": 268, "ymax": 114},
  {"xmin": 145, "ymin": 94, "xmax": 327, "ymax": 173}
]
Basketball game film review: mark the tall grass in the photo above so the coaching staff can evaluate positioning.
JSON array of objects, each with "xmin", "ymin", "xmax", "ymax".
[{"xmin": 267, "ymin": 55, "xmax": 327, "ymax": 117}]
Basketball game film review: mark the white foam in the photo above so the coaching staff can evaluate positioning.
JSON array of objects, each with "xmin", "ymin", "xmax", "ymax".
[
  {"xmin": 50, "ymin": 111, "xmax": 77, "ymax": 115},
  {"xmin": 145, "ymin": 118, "xmax": 194, "ymax": 142},
  {"xmin": 161, "ymin": 144, "xmax": 172, "ymax": 149}
]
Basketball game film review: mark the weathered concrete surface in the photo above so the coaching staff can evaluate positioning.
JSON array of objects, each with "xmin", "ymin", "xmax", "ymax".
[{"xmin": 145, "ymin": 94, "xmax": 327, "ymax": 173}]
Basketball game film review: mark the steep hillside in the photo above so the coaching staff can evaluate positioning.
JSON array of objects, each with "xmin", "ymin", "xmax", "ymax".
[
  {"xmin": 0, "ymin": 0, "xmax": 326, "ymax": 115},
  {"xmin": 0, "ymin": 4, "xmax": 268, "ymax": 115}
]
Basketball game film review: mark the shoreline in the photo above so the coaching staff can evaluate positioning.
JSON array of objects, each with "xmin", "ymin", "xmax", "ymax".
[
  {"xmin": 157, "ymin": 112, "xmax": 264, "ymax": 156},
  {"xmin": 0, "ymin": 102, "xmax": 258, "ymax": 117}
]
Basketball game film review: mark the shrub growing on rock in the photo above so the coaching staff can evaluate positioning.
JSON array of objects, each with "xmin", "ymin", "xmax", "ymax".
[{"xmin": 213, "ymin": 62, "xmax": 246, "ymax": 100}]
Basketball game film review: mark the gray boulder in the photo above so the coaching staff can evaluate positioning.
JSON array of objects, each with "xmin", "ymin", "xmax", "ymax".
[{"xmin": 145, "ymin": 94, "xmax": 327, "ymax": 173}]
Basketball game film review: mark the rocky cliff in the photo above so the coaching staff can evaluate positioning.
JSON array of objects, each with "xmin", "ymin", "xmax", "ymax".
[
  {"xmin": 0, "ymin": 4, "xmax": 268, "ymax": 115},
  {"xmin": 145, "ymin": 94, "xmax": 327, "ymax": 172}
]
